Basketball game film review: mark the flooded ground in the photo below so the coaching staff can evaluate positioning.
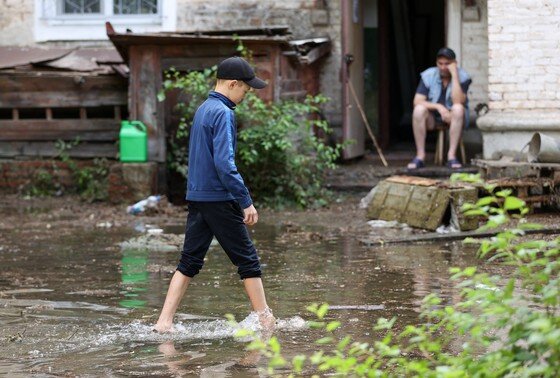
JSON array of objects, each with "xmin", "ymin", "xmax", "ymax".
[{"xmin": 0, "ymin": 194, "xmax": 493, "ymax": 376}]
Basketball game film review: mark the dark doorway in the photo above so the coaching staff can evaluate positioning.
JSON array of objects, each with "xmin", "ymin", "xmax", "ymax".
[{"xmin": 375, "ymin": 0, "xmax": 445, "ymax": 149}]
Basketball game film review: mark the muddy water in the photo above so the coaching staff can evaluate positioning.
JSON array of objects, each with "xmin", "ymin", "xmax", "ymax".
[{"xmin": 0, "ymin": 212, "xmax": 482, "ymax": 376}]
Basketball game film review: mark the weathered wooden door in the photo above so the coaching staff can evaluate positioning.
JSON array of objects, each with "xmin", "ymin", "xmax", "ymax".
[{"xmin": 341, "ymin": 0, "xmax": 366, "ymax": 159}]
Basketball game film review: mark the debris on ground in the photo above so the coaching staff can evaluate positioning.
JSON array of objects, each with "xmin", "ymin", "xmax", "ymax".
[{"xmin": 119, "ymin": 233, "xmax": 183, "ymax": 252}]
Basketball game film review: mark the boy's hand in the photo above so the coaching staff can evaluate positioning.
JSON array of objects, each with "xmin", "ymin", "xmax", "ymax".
[{"xmin": 243, "ymin": 205, "xmax": 258, "ymax": 225}]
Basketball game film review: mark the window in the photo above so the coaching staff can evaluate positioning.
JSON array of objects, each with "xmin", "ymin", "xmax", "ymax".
[
  {"xmin": 35, "ymin": 0, "xmax": 175, "ymax": 41},
  {"xmin": 59, "ymin": 0, "xmax": 159, "ymax": 15},
  {"xmin": 114, "ymin": 0, "xmax": 158, "ymax": 15},
  {"xmin": 60, "ymin": 0, "xmax": 159, "ymax": 15},
  {"xmin": 62, "ymin": 0, "xmax": 101, "ymax": 14}
]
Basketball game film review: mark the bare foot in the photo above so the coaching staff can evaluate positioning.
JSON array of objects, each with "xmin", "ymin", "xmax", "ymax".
[
  {"xmin": 158, "ymin": 341, "xmax": 178, "ymax": 355},
  {"xmin": 237, "ymin": 350, "xmax": 261, "ymax": 367},
  {"xmin": 153, "ymin": 322, "xmax": 175, "ymax": 333},
  {"xmin": 257, "ymin": 307, "xmax": 276, "ymax": 338}
]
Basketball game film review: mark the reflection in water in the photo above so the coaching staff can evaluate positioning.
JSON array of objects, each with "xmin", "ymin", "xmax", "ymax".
[
  {"xmin": 0, "ymin": 219, "xmax": 482, "ymax": 376},
  {"xmin": 119, "ymin": 248, "xmax": 149, "ymax": 309}
]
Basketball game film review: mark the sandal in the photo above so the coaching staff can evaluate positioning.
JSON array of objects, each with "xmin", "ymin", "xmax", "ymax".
[
  {"xmin": 407, "ymin": 157, "xmax": 425, "ymax": 170},
  {"xmin": 447, "ymin": 158, "xmax": 463, "ymax": 169}
]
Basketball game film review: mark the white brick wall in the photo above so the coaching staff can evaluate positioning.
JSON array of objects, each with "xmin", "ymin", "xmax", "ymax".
[
  {"xmin": 462, "ymin": 0, "xmax": 489, "ymax": 119},
  {"xmin": 487, "ymin": 0, "xmax": 560, "ymax": 111},
  {"xmin": 0, "ymin": 0, "xmax": 34, "ymax": 46}
]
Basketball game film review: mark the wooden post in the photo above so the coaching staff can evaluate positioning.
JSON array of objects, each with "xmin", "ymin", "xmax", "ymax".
[{"xmin": 128, "ymin": 45, "xmax": 165, "ymax": 163}]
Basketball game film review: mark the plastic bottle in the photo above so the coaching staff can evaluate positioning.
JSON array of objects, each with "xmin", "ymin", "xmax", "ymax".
[{"xmin": 126, "ymin": 195, "xmax": 161, "ymax": 215}]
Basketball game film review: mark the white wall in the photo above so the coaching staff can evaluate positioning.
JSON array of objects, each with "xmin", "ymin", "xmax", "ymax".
[
  {"xmin": 462, "ymin": 0, "xmax": 489, "ymax": 117},
  {"xmin": 487, "ymin": 0, "xmax": 560, "ymax": 111}
]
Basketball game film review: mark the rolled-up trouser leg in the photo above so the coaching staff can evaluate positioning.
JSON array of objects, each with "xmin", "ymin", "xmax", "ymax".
[
  {"xmin": 201, "ymin": 201, "xmax": 262, "ymax": 279},
  {"xmin": 177, "ymin": 202, "xmax": 214, "ymax": 277}
]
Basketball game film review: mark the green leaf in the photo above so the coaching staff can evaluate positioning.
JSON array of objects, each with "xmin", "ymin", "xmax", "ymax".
[
  {"xmin": 317, "ymin": 303, "xmax": 329, "ymax": 319},
  {"xmin": 292, "ymin": 355, "xmax": 306, "ymax": 373},
  {"xmin": 326, "ymin": 321, "xmax": 341, "ymax": 332},
  {"xmin": 504, "ymin": 197, "xmax": 526, "ymax": 211},
  {"xmin": 315, "ymin": 337, "xmax": 333, "ymax": 345}
]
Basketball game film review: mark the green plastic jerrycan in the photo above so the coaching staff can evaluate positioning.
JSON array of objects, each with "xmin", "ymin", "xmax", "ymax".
[{"xmin": 119, "ymin": 121, "xmax": 147, "ymax": 162}]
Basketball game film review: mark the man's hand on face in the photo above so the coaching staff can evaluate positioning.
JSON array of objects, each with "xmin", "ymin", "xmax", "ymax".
[
  {"xmin": 243, "ymin": 204, "xmax": 258, "ymax": 226},
  {"xmin": 448, "ymin": 62, "xmax": 459, "ymax": 77}
]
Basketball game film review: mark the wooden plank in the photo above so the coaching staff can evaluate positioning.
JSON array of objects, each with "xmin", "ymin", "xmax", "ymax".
[
  {"xmin": 0, "ymin": 119, "xmax": 119, "ymax": 141},
  {"xmin": 0, "ymin": 75, "xmax": 127, "ymax": 92},
  {"xmin": 360, "ymin": 227, "xmax": 560, "ymax": 246},
  {"xmin": 161, "ymin": 56, "xmax": 223, "ymax": 71},
  {"xmin": 0, "ymin": 130, "xmax": 117, "ymax": 141},
  {"xmin": 473, "ymin": 159, "xmax": 560, "ymax": 169},
  {"xmin": 0, "ymin": 142, "xmax": 117, "ymax": 158},
  {"xmin": 0, "ymin": 91, "xmax": 127, "ymax": 108},
  {"xmin": 0, "ymin": 119, "xmax": 119, "ymax": 131},
  {"xmin": 386, "ymin": 175, "xmax": 441, "ymax": 186}
]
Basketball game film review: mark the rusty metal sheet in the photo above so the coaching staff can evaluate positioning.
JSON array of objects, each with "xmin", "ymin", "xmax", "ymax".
[
  {"xmin": 71, "ymin": 48, "xmax": 123, "ymax": 63},
  {"xmin": 41, "ymin": 50, "xmax": 101, "ymax": 72},
  {"xmin": 0, "ymin": 47, "xmax": 72, "ymax": 70}
]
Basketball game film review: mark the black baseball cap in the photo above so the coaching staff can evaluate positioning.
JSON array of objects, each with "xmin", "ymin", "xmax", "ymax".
[
  {"xmin": 436, "ymin": 47, "xmax": 456, "ymax": 60},
  {"xmin": 216, "ymin": 57, "xmax": 267, "ymax": 89}
]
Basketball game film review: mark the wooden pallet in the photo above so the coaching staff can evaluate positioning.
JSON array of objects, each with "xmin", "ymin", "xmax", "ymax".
[{"xmin": 473, "ymin": 159, "xmax": 560, "ymax": 209}]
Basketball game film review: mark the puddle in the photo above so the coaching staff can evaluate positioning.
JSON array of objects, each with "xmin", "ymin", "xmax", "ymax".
[{"xmin": 0, "ymin": 212, "xmax": 486, "ymax": 376}]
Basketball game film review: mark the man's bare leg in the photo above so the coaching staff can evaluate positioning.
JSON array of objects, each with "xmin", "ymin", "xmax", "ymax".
[
  {"xmin": 154, "ymin": 271, "xmax": 191, "ymax": 333},
  {"xmin": 447, "ymin": 104, "xmax": 465, "ymax": 165},
  {"xmin": 408, "ymin": 104, "xmax": 435, "ymax": 168}
]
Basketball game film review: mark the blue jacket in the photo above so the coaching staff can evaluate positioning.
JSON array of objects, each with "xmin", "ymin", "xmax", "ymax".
[{"xmin": 186, "ymin": 91, "xmax": 253, "ymax": 209}]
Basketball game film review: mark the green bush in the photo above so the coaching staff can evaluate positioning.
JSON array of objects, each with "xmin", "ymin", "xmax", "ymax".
[
  {"xmin": 159, "ymin": 64, "xmax": 343, "ymax": 208},
  {"xmin": 231, "ymin": 173, "xmax": 560, "ymax": 377},
  {"xmin": 24, "ymin": 139, "xmax": 109, "ymax": 202}
]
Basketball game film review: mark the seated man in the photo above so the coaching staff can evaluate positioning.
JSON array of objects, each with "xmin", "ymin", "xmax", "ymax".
[{"xmin": 407, "ymin": 47, "xmax": 472, "ymax": 169}]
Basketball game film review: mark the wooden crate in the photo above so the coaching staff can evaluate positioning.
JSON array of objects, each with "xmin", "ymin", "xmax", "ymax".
[{"xmin": 367, "ymin": 176, "xmax": 479, "ymax": 231}]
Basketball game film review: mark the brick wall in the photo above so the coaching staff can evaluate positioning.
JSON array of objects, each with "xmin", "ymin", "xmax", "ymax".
[
  {"xmin": 176, "ymin": 0, "xmax": 343, "ymax": 123},
  {"xmin": 487, "ymin": 0, "xmax": 560, "ymax": 111},
  {"xmin": 0, "ymin": 0, "xmax": 34, "ymax": 46},
  {"xmin": 462, "ymin": 0, "xmax": 489, "ymax": 117}
]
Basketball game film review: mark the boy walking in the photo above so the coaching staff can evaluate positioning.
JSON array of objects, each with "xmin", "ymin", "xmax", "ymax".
[{"xmin": 154, "ymin": 57, "xmax": 274, "ymax": 333}]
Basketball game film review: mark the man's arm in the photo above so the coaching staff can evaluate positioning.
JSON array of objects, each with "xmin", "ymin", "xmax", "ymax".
[
  {"xmin": 413, "ymin": 93, "xmax": 446, "ymax": 111},
  {"xmin": 448, "ymin": 62, "xmax": 467, "ymax": 105}
]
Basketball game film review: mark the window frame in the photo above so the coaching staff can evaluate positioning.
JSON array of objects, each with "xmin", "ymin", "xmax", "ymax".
[
  {"xmin": 34, "ymin": 0, "xmax": 176, "ymax": 41},
  {"xmin": 53, "ymin": 0, "xmax": 161, "ymax": 22}
]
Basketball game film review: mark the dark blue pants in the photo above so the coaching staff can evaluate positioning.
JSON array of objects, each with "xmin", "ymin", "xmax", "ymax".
[{"xmin": 177, "ymin": 201, "xmax": 262, "ymax": 279}]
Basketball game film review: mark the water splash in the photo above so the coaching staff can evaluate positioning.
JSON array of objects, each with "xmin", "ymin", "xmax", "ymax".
[{"xmin": 51, "ymin": 312, "xmax": 308, "ymax": 355}]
